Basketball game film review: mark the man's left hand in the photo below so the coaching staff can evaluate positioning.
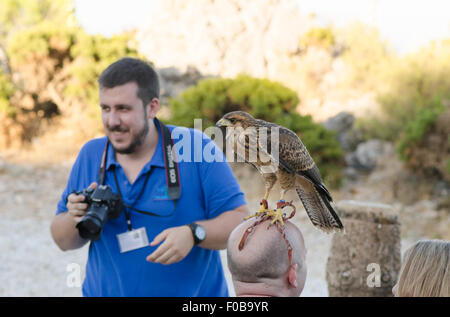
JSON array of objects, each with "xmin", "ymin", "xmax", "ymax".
[{"xmin": 146, "ymin": 225, "xmax": 194, "ymax": 265}]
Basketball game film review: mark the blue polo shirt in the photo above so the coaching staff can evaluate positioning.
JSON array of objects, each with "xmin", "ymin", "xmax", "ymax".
[{"xmin": 56, "ymin": 120, "xmax": 246, "ymax": 296}]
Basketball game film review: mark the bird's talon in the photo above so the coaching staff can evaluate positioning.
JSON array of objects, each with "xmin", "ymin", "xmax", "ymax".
[
  {"xmin": 260, "ymin": 199, "xmax": 269, "ymax": 210},
  {"xmin": 269, "ymin": 209, "xmax": 285, "ymax": 227}
]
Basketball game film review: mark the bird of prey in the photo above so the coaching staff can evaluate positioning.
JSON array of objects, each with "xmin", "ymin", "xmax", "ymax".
[{"xmin": 216, "ymin": 111, "xmax": 344, "ymax": 233}]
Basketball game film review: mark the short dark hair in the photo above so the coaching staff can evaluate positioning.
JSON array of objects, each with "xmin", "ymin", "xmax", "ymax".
[{"xmin": 98, "ymin": 57, "xmax": 160, "ymax": 106}]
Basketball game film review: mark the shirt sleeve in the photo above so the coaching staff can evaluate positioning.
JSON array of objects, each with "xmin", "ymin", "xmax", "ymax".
[
  {"xmin": 56, "ymin": 139, "xmax": 104, "ymax": 215},
  {"xmin": 196, "ymin": 130, "xmax": 247, "ymax": 219}
]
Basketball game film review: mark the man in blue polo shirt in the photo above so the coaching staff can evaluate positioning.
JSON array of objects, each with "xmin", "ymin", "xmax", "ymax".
[{"xmin": 50, "ymin": 57, "xmax": 249, "ymax": 296}]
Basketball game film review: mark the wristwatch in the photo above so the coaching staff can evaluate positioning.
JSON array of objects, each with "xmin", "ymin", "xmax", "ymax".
[{"xmin": 187, "ymin": 223, "xmax": 206, "ymax": 245}]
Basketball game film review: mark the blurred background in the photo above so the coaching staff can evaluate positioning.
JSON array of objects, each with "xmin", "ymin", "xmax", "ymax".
[{"xmin": 0, "ymin": 0, "xmax": 448, "ymax": 296}]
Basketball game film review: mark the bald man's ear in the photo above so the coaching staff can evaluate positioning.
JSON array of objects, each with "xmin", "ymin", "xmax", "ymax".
[{"xmin": 287, "ymin": 264, "xmax": 298, "ymax": 288}]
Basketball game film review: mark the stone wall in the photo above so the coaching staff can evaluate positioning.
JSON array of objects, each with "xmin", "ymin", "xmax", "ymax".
[{"xmin": 326, "ymin": 200, "xmax": 401, "ymax": 297}]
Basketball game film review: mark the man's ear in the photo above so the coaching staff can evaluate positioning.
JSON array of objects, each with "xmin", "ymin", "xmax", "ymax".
[
  {"xmin": 287, "ymin": 264, "xmax": 298, "ymax": 288},
  {"xmin": 147, "ymin": 98, "xmax": 160, "ymax": 118}
]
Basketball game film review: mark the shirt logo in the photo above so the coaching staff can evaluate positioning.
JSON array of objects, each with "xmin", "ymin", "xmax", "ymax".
[{"xmin": 153, "ymin": 185, "xmax": 170, "ymax": 200}]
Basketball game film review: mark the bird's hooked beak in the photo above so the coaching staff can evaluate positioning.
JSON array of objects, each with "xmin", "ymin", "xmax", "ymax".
[{"xmin": 216, "ymin": 118, "xmax": 232, "ymax": 127}]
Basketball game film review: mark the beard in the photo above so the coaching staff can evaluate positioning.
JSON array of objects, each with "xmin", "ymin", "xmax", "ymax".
[{"xmin": 107, "ymin": 119, "xmax": 150, "ymax": 154}]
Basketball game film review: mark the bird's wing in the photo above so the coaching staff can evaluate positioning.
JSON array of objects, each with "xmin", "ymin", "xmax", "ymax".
[
  {"xmin": 233, "ymin": 121, "xmax": 332, "ymax": 200},
  {"xmin": 258, "ymin": 122, "xmax": 336, "ymax": 203},
  {"xmin": 256, "ymin": 123, "xmax": 320, "ymax": 181}
]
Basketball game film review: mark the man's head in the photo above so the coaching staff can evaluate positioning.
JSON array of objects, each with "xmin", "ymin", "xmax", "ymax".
[
  {"xmin": 98, "ymin": 57, "xmax": 160, "ymax": 106},
  {"xmin": 227, "ymin": 218, "xmax": 307, "ymax": 297},
  {"xmin": 98, "ymin": 58, "xmax": 160, "ymax": 154}
]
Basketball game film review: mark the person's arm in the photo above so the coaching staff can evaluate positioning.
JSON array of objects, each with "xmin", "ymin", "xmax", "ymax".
[
  {"xmin": 146, "ymin": 204, "xmax": 249, "ymax": 265},
  {"xmin": 50, "ymin": 183, "xmax": 97, "ymax": 251},
  {"xmin": 147, "ymin": 129, "xmax": 249, "ymax": 265},
  {"xmin": 50, "ymin": 212, "xmax": 89, "ymax": 251},
  {"xmin": 196, "ymin": 204, "xmax": 249, "ymax": 250}
]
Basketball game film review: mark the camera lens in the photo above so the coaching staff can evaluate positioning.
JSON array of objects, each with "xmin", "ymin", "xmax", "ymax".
[
  {"xmin": 77, "ymin": 203, "xmax": 109, "ymax": 241},
  {"xmin": 77, "ymin": 216, "xmax": 102, "ymax": 240},
  {"xmin": 75, "ymin": 185, "xmax": 124, "ymax": 241}
]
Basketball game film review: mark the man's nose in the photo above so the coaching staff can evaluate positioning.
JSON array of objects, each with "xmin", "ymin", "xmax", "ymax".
[{"xmin": 105, "ymin": 110, "xmax": 121, "ymax": 127}]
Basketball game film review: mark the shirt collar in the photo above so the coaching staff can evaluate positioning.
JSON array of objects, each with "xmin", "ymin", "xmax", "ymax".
[{"xmin": 105, "ymin": 118, "xmax": 165, "ymax": 171}]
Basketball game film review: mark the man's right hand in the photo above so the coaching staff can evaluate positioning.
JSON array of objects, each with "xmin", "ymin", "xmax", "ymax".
[
  {"xmin": 66, "ymin": 182, "xmax": 97, "ymax": 223},
  {"xmin": 51, "ymin": 182, "xmax": 98, "ymax": 251}
]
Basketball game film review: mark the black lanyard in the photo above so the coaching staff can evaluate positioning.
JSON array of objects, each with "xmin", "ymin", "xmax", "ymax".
[
  {"xmin": 113, "ymin": 166, "xmax": 151, "ymax": 231},
  {"xmin": 98, "ymin": 118, "xmax": 181, "ymax": 231}
]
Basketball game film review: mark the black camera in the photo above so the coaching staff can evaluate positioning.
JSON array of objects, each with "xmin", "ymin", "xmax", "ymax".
[{"xmin": 74, "ymin": 185, "xmax": 125, "ymax": 241}]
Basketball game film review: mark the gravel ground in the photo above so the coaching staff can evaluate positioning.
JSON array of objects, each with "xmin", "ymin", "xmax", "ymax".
[
  {"xmin": 0, "ymin": 160, "xmax": 335, "ymax": 297},
  {"xmin": 1, "ymin": 159, "xmax": 432, "ymax": 297}
]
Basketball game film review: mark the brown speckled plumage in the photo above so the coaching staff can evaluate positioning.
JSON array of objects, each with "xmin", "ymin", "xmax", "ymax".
[{"xmin": 217, "ymin": 111, "xmax": 344, "ymax": 233}]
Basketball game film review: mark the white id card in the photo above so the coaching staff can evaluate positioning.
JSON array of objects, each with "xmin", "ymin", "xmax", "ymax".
[{"xmin": 117, "ymin": 227, "xmax": 149, "ymax": 253}]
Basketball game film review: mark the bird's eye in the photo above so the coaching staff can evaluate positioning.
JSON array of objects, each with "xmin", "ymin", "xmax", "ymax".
[{"xmin": 229, "ymin": 118, "xmax": 236, "ymax": 123}]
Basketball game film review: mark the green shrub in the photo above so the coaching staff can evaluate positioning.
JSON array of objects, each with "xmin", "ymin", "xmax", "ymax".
[
  {"xmin": 66, "ymin": 32, "xmax": 142, "ymax": 112},
  {"xmin": 357, "ymin": 40, "xmax": 450, "ymax": 149},
  {"xmin": 354, "ymin": 40, "xmax": 450, "ymax": 182},
  {"xmin": 1, "ymin": 1, "xmax": 144, "ymax": 148},
  {"xmin": 169, "ymin": 75, "xmax": 299, "ymax": 127},
  {"xmin": 300, "ymin": 27, "xmax": 335, "ymax": 50},
  {"xmin": 397, "ymin": 97, "xmax": 445, "ymax": 161},
  {"xmin": 0, "ymin": 71, "xmax": 15, "ymax": 116},
  {"xmin": 339, "ymin": 22, "xmax": 392, "ymax": 91},
  {"xmin": 168, "ymin": 74, "xmax": 343, "ymax": 187}
]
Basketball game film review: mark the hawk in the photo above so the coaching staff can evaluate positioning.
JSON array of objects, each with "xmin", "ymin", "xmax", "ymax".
[{"xmin": 216, "ymin": 111, "xmax": 344, "ymax": 233}]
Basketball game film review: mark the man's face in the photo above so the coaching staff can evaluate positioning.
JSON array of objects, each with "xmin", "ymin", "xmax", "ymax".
[{"xmin": 99, "ymin": 82, "xmax": 149, "ymax": 154}]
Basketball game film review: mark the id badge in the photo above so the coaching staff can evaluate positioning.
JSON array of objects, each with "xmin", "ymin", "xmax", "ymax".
[{"xmin": 117, "ymin": 227, "xmax": 149, "ymax": 253}]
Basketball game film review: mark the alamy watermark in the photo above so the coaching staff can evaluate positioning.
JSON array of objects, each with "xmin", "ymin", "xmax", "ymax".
[
  {"xmin": 170, "ymin": 119, "xmax": 280, "ymax": 173},
  {"xmin": 66, "ymin": 263, "xmax": 387, "ymax": 289},
  {"xmin": 366, "ymin": 263, "xmax": 381, "ymax": 288},
  {"xmin": 66, "ymin": 262, "xmax": 82, "ymax": 288}
]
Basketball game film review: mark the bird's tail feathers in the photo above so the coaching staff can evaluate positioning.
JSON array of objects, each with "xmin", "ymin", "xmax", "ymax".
[
  {"xmin": 295, "ymin": 175, "xmax": 344, "ymax": 233},
  {"xmin": 315, "ymin": 182, "xmax": 332, "ymax": 202}
]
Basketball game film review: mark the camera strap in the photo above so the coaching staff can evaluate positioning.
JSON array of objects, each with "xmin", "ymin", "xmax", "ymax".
[
  {"xmin": 97, "ymin": 117, "xmax": 181, "ymax": 204},
  {"xmin": 159, "ymin": 118, "xmax": 181, "ymax": 201},
  {"xmin": 98, "ymin": 142, "xmax": 108, "ymax": 186}
]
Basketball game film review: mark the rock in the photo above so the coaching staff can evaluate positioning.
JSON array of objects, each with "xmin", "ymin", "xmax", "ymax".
[
  {"xmin": 345, "ymin": 140, "xmax": 390, "ymax": 171},
  {"xmin": 433, "ymin": 180, "xmax": 450, "ymax": 198},
  {"xmin": 343, "ymin": 167, "xmax": 360, "ymax": 181},
  {"xmin": 326, "ymin": 200, "xmax": 401, "ymax": 297},
  {"xmin": 322, "ymin": 112, "xmax": 362, "ymax": 151},
  {"xmin": 157, "ymin": 66, "xmax": 205, "ymax": 105},
  {"xmin": 0, "ymin": 160, "xmax": 6, "ymax": 174},
  {"xmin": 322, "ymin": 111, "xmax": 354, "ymax": 132},
  {"xmin": 136, "ymin": 0, "xmax": 309, "ymax": 78},
  {"xmin": 134, "ymin": 0, "xmax": 385, "ymax": 123}
]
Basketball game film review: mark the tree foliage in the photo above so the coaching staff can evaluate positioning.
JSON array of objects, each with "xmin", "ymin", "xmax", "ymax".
[
  {"xmin": 339, "ymin": 22, "xmax": 392, "ymax": 91},
  {"xmin": 0, "ymin": 0, "xmax": 144, "ymax": 148},
  {"xmin": 169, "ymin": 75, "xmax": 344, "ymax": 186},
  {"xmin": 0, "ymin": 71, "xmax": 14, "ymax": 115},
  {"xmin": 357, "ymin": 40, "xmax": 450, "ymax": 180},
  {"xmin": 358, "ymin": 40, "xmax": 450, "ymax": 141},
  {"xmin": 300, "ymin": 27, "xmax": 336, "ymax": 50},
  {"xmin": 0, "ymin": 0, "xmax": 75, "ymax": 41}
]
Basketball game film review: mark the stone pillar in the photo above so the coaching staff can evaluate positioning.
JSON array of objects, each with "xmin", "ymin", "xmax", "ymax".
[{"xmin": 326, "ymin": 200, "xmax": 401, "ymax": 297}]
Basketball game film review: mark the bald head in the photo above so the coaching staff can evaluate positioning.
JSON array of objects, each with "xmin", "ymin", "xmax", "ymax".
[{"xmin": 227, "ymin": 218, "xmax": 307, "ymax": 297}]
